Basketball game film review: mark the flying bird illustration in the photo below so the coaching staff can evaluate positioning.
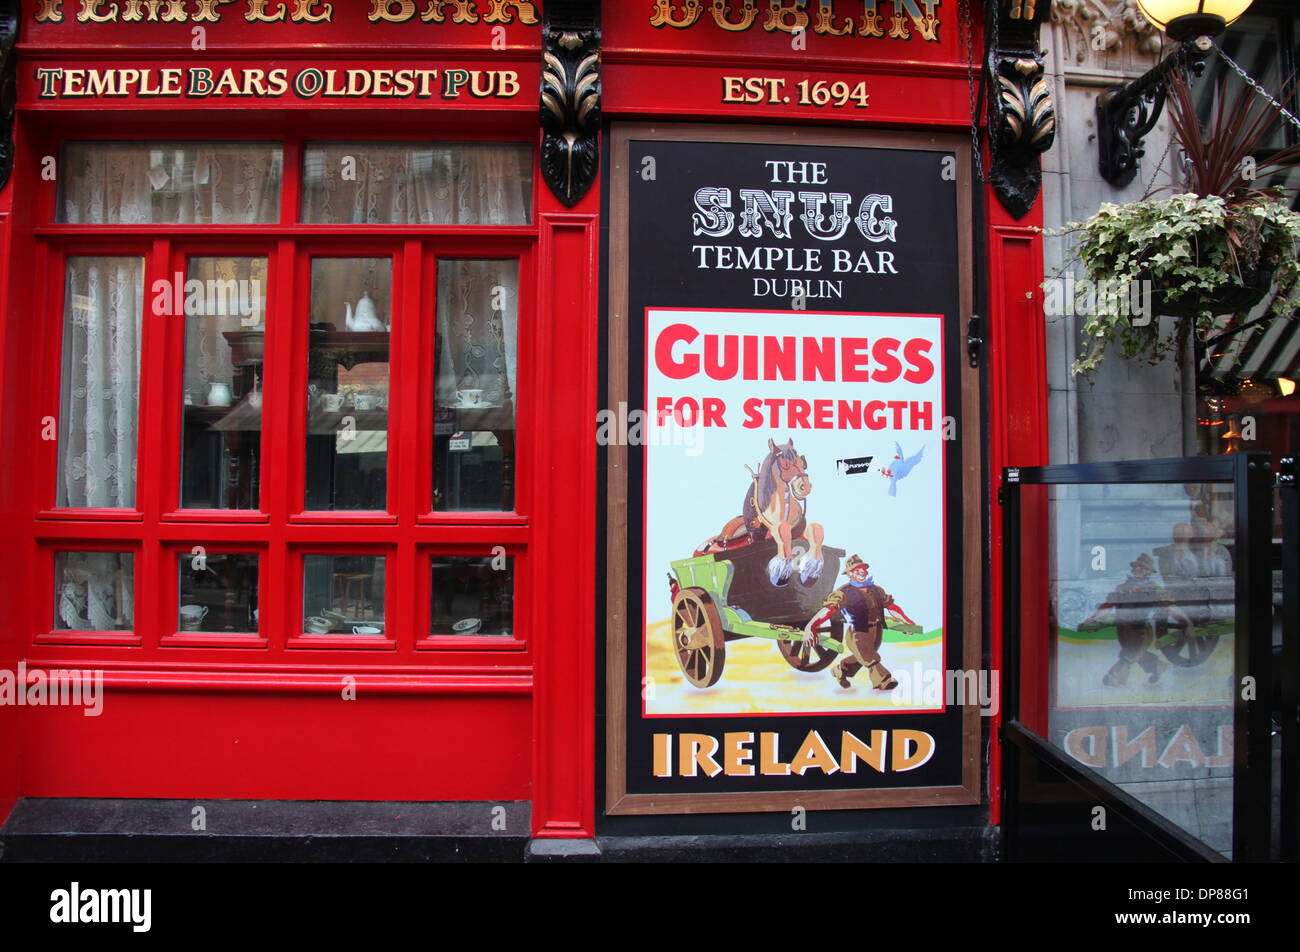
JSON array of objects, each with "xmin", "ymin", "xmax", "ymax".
[{"xmin": 880, "ymin": 442, "xmax": 924, "ymax": 497}]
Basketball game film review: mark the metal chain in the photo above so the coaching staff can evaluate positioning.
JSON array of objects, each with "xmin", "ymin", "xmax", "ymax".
[
  {"xmin": 1140, "ymin": 130, "xmax": 1178, "ymax": 200},
  {"xmin": 1213, "ymin": 44, "xmax": 1300, "ymax": 137},
  {"xmin": 987, "ymin": 4, "xmax": 999, "ymax": 167},
  {"xmin": 960, "ymin": 0, "xmax": 986, "ymax": 183}
]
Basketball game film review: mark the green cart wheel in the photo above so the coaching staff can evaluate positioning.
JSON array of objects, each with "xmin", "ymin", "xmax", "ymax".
[{"xmin": 672, "ymin": 587, "xmax": 725, "ymax": 688}]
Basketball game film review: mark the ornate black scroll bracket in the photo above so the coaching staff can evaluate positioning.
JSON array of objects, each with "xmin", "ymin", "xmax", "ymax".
[
  {"xmin": 0, "ymin": 0, "xmax": 18, "ymax": 192},
  {"xmin": 986, "ymin": 0, "xmax": 1056, "ymax": 219},
  {"xmin": 1096, "ymin": 40, "xmax": 1210, "ymax": 188},
  {"xmin": 540, "ymin": 1, "xmax": 600, "ymax": 208}
]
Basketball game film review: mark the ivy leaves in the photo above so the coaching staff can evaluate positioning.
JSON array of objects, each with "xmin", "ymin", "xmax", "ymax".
[{"xmin": 1046, "ymin": 192, "xmax": 1300, "ymax": 376}]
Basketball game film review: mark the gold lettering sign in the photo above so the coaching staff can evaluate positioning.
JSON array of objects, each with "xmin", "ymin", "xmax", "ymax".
[
  {"xmin": 33, "ymin": 64, "xmax": 523, "ymax": 100},
  {"xmin": 651, "ymin": 0, "xmax": 942, "ymax": 42},
  {"xmin": 33, "ymin": 0, "xmax": 538, "ymax": 25}
]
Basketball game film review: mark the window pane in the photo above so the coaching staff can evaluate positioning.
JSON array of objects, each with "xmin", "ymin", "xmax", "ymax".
[
  {"xmin": 302, "ymin": 554, "xmax": 386, "ymax": 634},
  {"xmin": 54, "ymin": 551, "xmax": 134, "ymax": 631},
  {"xmin": 306, "ymin": 258, "xmax": 391, "ymax": 511},
  {"xmin": 301, "ymin": 143, "xmax": 532, "ymax": 225},
  {"xmin": 59, "ymin": 143, "xmax": 283, "ymax": 224},
  {"xmin": 434, "ymin": 260, "xmax": 517, "ymax": 511},
  {"xmin": 178, "ymin": 552, "xmax": 259, "ymax": 632},
  {"xmin": 431, "ymin": 556, "xmax": 513, "ymax": 636},
  {"xmin": 181, "ymin": 257, "xmax": 268, "ymax": 509},
  {"xmin": 1046, "ymin": 482, "xmax": 1237, "ymax": 856},
  {"xmin": 58, "ymin": 256, "xmax": 144, "ymax": 508}
]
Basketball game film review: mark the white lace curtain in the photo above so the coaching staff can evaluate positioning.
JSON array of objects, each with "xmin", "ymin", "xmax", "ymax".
[
  {"xmin": 435, "ymin": 260, "xmax": 518, "ymax": 412},
  {"xmin": 59, "ymin": 257, "xmax": 144, "ymax": 509},
  {"xmin": 301, "ymin": 144, "xmax": 532, "ymax": 225},
  {"xmin": 60, "ymin": 143, "xmax": 282, "ymax": 224},
  {"xmin": 56, "ymin": 552, "xmax": 134, "ymax": 632}
]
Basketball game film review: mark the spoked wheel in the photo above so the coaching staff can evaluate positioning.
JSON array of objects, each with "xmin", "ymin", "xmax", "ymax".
[
  {"xmin": 777, "ymin": 630, "xmax": 838, "ymax": 672},
  {"xmin": 671, "ymin": 587, "xmax": 725, "ymax": 688},
  {"xmin": 1159, "ymin": 628, "xmax": 1221, "ymax": 667}
]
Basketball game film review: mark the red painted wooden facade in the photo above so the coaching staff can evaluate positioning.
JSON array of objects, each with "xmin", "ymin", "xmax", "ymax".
[{"xmin": 0, "ymin": 0, "xmax": 1047, "ymax": 841}]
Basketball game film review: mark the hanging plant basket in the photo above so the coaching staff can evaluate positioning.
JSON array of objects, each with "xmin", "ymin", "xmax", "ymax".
[
  {"xmin": 1044, "ymin": 69, "xmax": 1300, "ymax": 376},
  {"xmin": 1152, "ymin": 265, "xmax": 1273, "ymax": 318},
  {"xmin": 1048, "ymin": 191, "xmax": 1300, "ymax": 376},
  {"xmin": 1150, "ymin": 237, "xmax": 1279, "ymax": 319}
]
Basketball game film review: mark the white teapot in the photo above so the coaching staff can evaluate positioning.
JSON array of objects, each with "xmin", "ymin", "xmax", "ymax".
[{"xmin": 345, "ymin": 292, "xmax": 386, "ymax": 332}]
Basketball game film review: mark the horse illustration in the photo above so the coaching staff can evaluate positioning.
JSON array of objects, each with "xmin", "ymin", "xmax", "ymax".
[{"xmin": 698, "ymin": 438, "xmax": 826, "ymax": 586}]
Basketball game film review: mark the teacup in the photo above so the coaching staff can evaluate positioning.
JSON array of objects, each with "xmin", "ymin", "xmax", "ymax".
[
  {"xmin": 320, "ymin": 393, "xmax": 344, "ymax": 412},
  {"xmin": 352, "ymin": 393, "xmax": 379, "ymax": 411},
  {"xmin": 455, "ymin": 388, "xmax": 484, "ymax": 407},
  {"xmin": 179, "ymin": 604, "xmax": 208, "ymax": 630},
  {"xmin": 305, "ymin": 615, "xmax": 332, "ymax": 634},
  {"xmin": 352, "ymin": 625, "xmax": 382, "ymax": 635}
]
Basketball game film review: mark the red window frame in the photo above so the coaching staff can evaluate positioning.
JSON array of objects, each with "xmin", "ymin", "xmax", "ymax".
[{"xmin": 28, "ymin": 130, "xmax": 540, "ymax": 673}]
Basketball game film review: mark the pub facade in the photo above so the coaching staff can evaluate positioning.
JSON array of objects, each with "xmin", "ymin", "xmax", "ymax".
[{"xmin": 0, "ymin": 0, "xmax": 1075, "ymax": 860}]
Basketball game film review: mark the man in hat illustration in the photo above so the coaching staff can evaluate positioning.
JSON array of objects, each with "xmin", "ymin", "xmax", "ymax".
[
  {"xmin": 802, "ymin": 555, "xmax": 918, "ymax": 690},
  {"xmin": 1081, "ymin": 552, "xmax": 1193, "ymax": 687}
]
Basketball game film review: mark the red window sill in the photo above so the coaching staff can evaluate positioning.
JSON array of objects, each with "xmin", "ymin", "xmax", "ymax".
[
  {"xmin": 162, "ymin": 510, "xmax": 270, "ymax": 524},
  {"xmin": 37, "ymin": 509, "xmax": 143, "ymax": 522},
  {"xmin": 417, "ymin": 512, "xmax": 529, "ymax": 527},
  {"xmin": 34, "ymin": 631, "xmax": 143, "ymax": 648},
  {"xmin": 416, "ymin": 634, "xmax": 526, "ymax": 651},
  {"xmin": 286, "ymin": 634, "xmax": 397, "ymax": 650},
  {"xmin": 160, "ymin": 632, "xmax": 270, "ymax": 649},
  {"xmin": 289, "ymin": 512, "xmax": 399, "ymax": 525}
]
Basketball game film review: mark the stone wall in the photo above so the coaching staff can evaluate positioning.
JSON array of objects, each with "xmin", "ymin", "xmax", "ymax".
[{"xmin": 1041, "ymin": 0, "xmax": 1198, "ymax": 463}]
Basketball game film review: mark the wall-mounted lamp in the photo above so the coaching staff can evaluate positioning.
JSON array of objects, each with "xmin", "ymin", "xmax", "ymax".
[
  {"xmin": 1135, "ymin": 0, "xmax": 1253, "ymax": 41},
  {"xmin": 1097, "ymin": 0, "xmax": 1254, "ymax": 186}
]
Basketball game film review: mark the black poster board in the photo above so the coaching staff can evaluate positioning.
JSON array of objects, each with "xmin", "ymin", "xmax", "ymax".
[{"xmin": 606, "ymin": 124, "xmax": 981, "ymax": 814}]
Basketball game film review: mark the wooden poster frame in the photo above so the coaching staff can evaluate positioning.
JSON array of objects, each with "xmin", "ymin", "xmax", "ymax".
[{"xmin": 605, "ymin": 122, "xmax": 982, "ymax": 815}]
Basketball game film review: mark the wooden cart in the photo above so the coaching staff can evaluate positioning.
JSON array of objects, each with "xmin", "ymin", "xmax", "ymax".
[{"xmin": 666, "ymin": 538, "xmax": 921, "ymax": 688}]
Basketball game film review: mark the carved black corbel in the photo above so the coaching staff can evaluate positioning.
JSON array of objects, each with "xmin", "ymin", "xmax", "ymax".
[
  {"xmin": 540, "ymin": 0, "xmax": 600, "ymax": 207},
  {"xmin": 986, "ymin": 0, "xmax": 1056, "ymax": 219},
  {"xmin": 0, "ymin": 0, "xmax": 18, "ymax": 191}
]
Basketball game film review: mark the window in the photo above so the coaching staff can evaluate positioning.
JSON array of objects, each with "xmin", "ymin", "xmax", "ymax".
[{"xmin": 37, "ymin": 139, "xmax": 533, "ymax": 665}]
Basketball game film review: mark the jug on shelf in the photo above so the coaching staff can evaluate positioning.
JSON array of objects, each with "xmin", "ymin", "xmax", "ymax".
[{"xmin": 206, "ymin": 381, "xmax": 233, "ymax": 407}]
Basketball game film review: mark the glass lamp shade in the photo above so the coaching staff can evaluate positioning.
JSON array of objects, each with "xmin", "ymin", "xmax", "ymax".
[{"xmin": 1137, "ymin": 0, "xmax": 1254, "ymax": 41}]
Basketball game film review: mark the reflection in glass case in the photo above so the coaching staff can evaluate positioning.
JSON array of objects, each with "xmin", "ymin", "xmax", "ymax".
[
  {"xmin": 433, "ymin": 259, "xmax": 517, "ymax": 512},
  {"xmin": 302, "ymin": 554, "xmax": 386, "ymax": 635},
  {"xmin": 306, "ymin": 258, "xmax": 391, "ymax": 511},
  {"xmin": 178, "ymin": 552, "xmax": 259, "ymax": 632},
  {"xmin": 181, "ymin": 257, "xmax": 267, "ymax": 510},
  {"xmin": 430, "ymin": 556, "xmax": 513, "ymax": 636},
  {"xmin": 1045, "ymin": 480, "xmax": 1237, "ymax": 855}
]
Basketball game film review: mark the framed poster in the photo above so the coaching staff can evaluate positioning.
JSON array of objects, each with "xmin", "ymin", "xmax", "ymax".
[{"xmin": 606, "ymin": 124, "xmax": 981, "ymax": 814}]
